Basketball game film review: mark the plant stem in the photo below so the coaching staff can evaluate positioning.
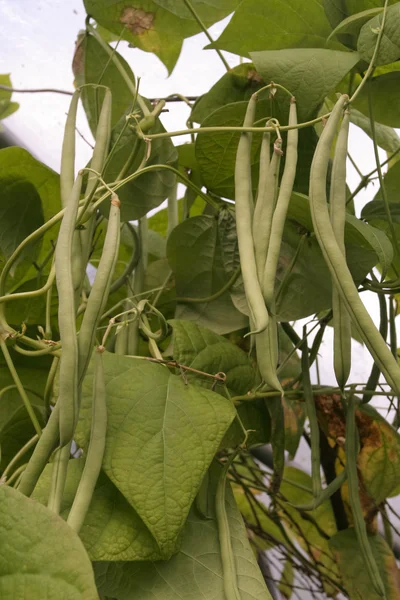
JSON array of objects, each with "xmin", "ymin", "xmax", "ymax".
[
  {"xmin": 1, "ymin": 434, "xmax": 39, "ymax": 483},
  {"xmin": 0, "ymin": 84, "xmax": 73, "ymax": 95},
  {"xmin": 182, "ymin": 0, "xmax": 230, "ymax": 71}
]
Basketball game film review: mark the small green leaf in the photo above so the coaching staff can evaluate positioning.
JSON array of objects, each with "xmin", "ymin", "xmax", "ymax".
[
  {"xmin": 77, "ymin": 352, "xmax": 236, "ymax": 556},
  {"xmin": 209, "ymin": 0, "xmax": 338, "ymax": 57},
  {"xmin": 0, "ymin": 485, "xmax": 99, "ymax": 599},
  {"xmin": 167, "ymin": 215, "xmax": 248, "ymax": 334},
  {"xmin": 358, "ymin": 3, "xmax": 400, "ymax": 66},
  {"xmin": 354, "ymin": 71, "xmax": 400, "ymax": 127},
  {"xmin": 329, "ymin": 528, "xmax": 400, "ymax": 599},
  {"xmin": 72, "ymin": 32, "xmax": 136, "ymax": 136},
  {"xmin": 170, "ymin": 319, "xmax": 254, "ymax": 395},
  {"xmin": 94, "ymin": 462, "xmax": 273, "ymax": 600},
  {"xmin": 251, "ymin": 48, "xmax": 360, "ymax": 121},
  {"xmin": 33, "ymin": 459, "xmax": 167, "ymax": 561},
  {"xmin": 0, "ymin": 75, "xmax": 19, "ymax": 122}
]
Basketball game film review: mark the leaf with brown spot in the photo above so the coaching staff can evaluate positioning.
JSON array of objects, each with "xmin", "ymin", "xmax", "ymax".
[
  {"xmin": 329, "ymin": 528, "xmax": 400, "ymax": 600},
  {"xmin": 283, "ymin": 397, "xmax": 305, "ymax": 460}
]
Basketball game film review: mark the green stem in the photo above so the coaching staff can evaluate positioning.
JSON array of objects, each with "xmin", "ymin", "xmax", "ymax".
[
  {"xmin": 5, "ymin": 463, "xmax": 28, "ymax": 486},
  {"xmin": 1, "ymin": 434, "xmax": 39, "ymax": 483},
  {"xmin": 127, "ymin": 217, "xmax": 148, "ymax": 355},
  {"xmin": 0, "ymin": 340, "xmax": 42, "ymax": 436},
  {"xmin": 176, "ymin": 266, "xmax": 241, "ymax": 304},
  {"xmin": 167, "ymin": 183, "xmax": 178, "ymax": 238},
  {"xmin": 86, "ymin": 20, "xmax": 149, "ymax": 116},
  {"xmin": 182, "ymin": 0, "xmax": 230, "ymax": 71}
]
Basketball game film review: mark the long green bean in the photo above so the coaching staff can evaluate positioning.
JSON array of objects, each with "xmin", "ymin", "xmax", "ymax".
[
  {"xmin": 234, "ymin": 94, "xmax": 269, "ymax": 335},
  {"xmin": 67, "ymin": 349, "xmax": 107, "ymax": 533},
  {"xmin": 309, "ymin": 94, "xmax": 400, "ymax": 396},
  {"xmin": 330, "ymin": 109, "xmax": 351, "ymax": 389},
  {"xmin": 302, "ymin": 329, "xmax": 321, "ymax": 498}
]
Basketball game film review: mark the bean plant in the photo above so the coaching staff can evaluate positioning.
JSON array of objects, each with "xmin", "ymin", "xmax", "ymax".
[{"xmin": 1, "ymin": 0, "xmax": 400, "ymax": 598}]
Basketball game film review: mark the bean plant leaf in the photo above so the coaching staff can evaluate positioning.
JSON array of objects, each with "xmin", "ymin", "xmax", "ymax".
[
  {"xmin": 83, "ymin": 0, "xmax": 240, "ymax": 74},
  {"xmin": 220, "ymin": 399, "xmax": 271, "ymax": 449},
  {"xmin": 283, "ymin": 396, "xmax": 306, "ymax": 460},
  {"xmin": 167, "ymin": 215, "xmax": 248, "ymax": 334},
  {"xmin": 250, "ymin": 48, "xmax": 360, "ymax": 121},
  {"xmin": 328, "ymin": 7, "xmax": 383, "ymax": 41},
  {"xmin": 362, "ymin": 201, "xmax": 400, "ymax": 222},
  {"xmin": 93, "ymin": 462, "xmax": 273, "ymax": 600},
  {"xmin": 345, "ymin": 213, "xmax": 393, "ymax": 278},
  {"xmin": 170, "ymin": 318, "xmax": 254, "ymax": 395},
  {"xmin": 33, "ymin": 459, "xmax": 167, "ymax": 562},
  {"xmin": 209, "ymin": 0, "xmax": 339, "ymax": 57},
  {"xmin": 354, "ymin": 72, "xmax": 400, "ymax": 127},
  {"xmin": 329, "ymin": 529, "xmax": 400, "ymax": 599},
  {"xmin": 0, "ymin": 75, "xmax": 19, "ymax": 122},
  {"xmin": 101, "ymin": 108, "xmax": 178, "ymax": 222},
  {"xmin": 323, "ymin": 0, "xmax": 348, "ymax": 30},
  {"xmin": 346, "ymin": 0, "xmax": 396, "ymax": 13},
  {"xmin": 191, "ymin": 63, "xmax": 265, "ymax": 124},
  {"xmin": 0, "ymin": 485, "xmax": 99, "ymax": 600},
  {"xmin": 279, "ymin": 559, "xmax": 294, "ymax": 600},
  {"xmin": 0, "ymin": 405, "xmax": 45, "ymax": 472},
  {"xmin": 72, "ymin": 32, "xmax": 137, "ymax": 136},
  {"xmin": 357, "ymin": 3, "xmax": 400, "ymax": 66},
  {"xmin": 0, "ymin": 148, "xmax": 61, "ymax": 285},
  {"xmin": 350, "ymin": 107, "xmax": 400, "ymax": 153},
  {"xmin": 77, "ymin": 352, "xmax": 236, "ymax": 556}
]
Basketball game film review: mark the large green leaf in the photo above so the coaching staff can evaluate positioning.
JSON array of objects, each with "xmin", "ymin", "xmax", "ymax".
[
  {"xmin": 329, "ymin": 529, "xmax": 400, "ymax": 599},
  {"xmin": 0, "ymin": 148, "xmax": 61, "ymax": 286},
  {"xmin": 0, "ymin": 179, "xmax": 43, "ymax": 265},
  {"xmin": 220, "ymin": 399, "xmax": 271, "ymax": 448},
  {"xmin": 350, "ymin": 107, "xmax": 400, "ymax": 153},
  {"xmin": 170, "ymin": 319, "xmax": 254, "ymax": 395},
  {"xmin": 209, "ymin": 0, "xmax": 338, "ymax": 57},
  {"xmin": 362, "ymin": 201, "xmax": 400, "ymax": 222},
  {"xmin": 167, "ymin": 215, "xmax": 248, "ymax": 334},
  {"xmin": 345, "ymin": 213, "xmax": 393, "ymax": 277},
  {"xmin": 76, "ymin": 352, "xmax": 236, "ymax": 556},
  {"xmin": 72, "ymin": 32, "xmax": 136, "ymax": 136},
  {"xmin": 250, "ymin": 48, "xmax": 360, "ymax": 121},
  {"xmin": 33, "ymin": 459, "xmax": 167, "ymax": 561},
  {"xmin": 357, "ymin": 3, "xmax": 400, "ymax": 66},
  {"xmin": 191, "ymin": 63, "xmax": 265, "ymax": 124},
  {"xmin": 0, "ymin": 485, "xmax": 99, "ymax": 599},
  {"xmin": 0, "ymin": 75, "xmax": 19, "ymax": 122},
  {"xmin": 101, "ymin": 109, "xmax": 178, "ymax": 222},
  {"xmin": 83, "ymin": 0, "xmax": 240, "ymax": 74},
  {"xmin": 354, "ymin": 71, "xmax": 400, "ymax": 127},
  {"xmin": 94, "ymin": 462, "xmax": 273, "ymax": 600}
]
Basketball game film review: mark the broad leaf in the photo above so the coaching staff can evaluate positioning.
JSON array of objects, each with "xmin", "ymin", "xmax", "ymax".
[
  {"xmin": 77, "ymin": 352, "xmax": 236, "ymax": 556},
  {"xmin": 83, "ymin": 0, "xmax": 240, "ymax": 74},
  {"xmin": 362, "ymin": 201, "xmax": 400, "ymax": 222},
  {"xmin": 33, "ymin": 459, "xmax": 167, "ymax": 561},
  {"xmin": 191, "ymin": 63, "xmax": 265, "ymax": 124},
  {"xmin": 167, "ymin": 215, "xmax": 248, "ymax": 334},
  {"xmin": 0, "ymin": 485, "xmax": 99, "ymax": 599},
  {"xmin": 220, "ymin": 399, "xmax": 271, "ymax": 448},
  {"xmin": 170, "ymin": 318, "xmax": 254, "ymax": 395},
  {"xmin": 101, "ymin": 109, "xmax": 178, "ymax": 222},
  {"xmin": 283, "ymin": 396, "xmax": 306, "ymax": 460},
  {"xmin": 323, "ymin": 0, "xmax": 348, "ymax": 30},
  {"xmin": 328, "ymin": 7, "xmax": 383, "ymax": 41},
  {"xmin": 0, "ymin": 148, "xmax": 61, "ymax": 285},
  {"xmin": 350, "ymin": 107, "xmax": 400, "ymax": 153},
  {"xmin": 358, "ymin": 3, "xmax": 400, "ymax": 66},
  {"xmin": 209, "ymin": 0, "xmax": 338, "ymax": 57},
  {"xmin": 329, "ymin": 529, "xmax": 400, "ymax": 599},
  {"xmin": 72, "ymin": 32, "xmax": 136, "ymax": 136},
  {"xmin": 0, "ymin": 405, "xmax": 45, "ymax": 472},
  {"xmin": 94, "ymin": 462, "xmax": 273, "ymax": 600},
  {"xmin": 251, "ymin": 48, "xmax": 360, "ymax": 121},
  {"xmin": 354, "ymin": 71, "xmax": 400, "ymax": 127},
  {"xmin": 345, "ymin": 213, "xmax": 393, "ymax": 277}
]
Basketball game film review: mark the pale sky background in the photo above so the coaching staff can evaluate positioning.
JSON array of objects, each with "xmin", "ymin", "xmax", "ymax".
[{"xmin": 1, "ymin": 1, "xmax": 399, "ymax": 596}]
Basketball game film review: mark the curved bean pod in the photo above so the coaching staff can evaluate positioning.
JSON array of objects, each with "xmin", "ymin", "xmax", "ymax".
[
  {"xmin": 234, "ymin": 94, "xmax": 269, "ymax": 334},
  {"xmin": 330, "ymin": 109, "xmax": 351, "ymax": 389},
  {"xmin": 346, "ymin": 394, "xmax": 386, "ymax": 597},
  {"xmin": 289, "ymin": 468, "xmax": 347, "ymax": 511},
  {"xmin": 78, "ymin": 195, "xmax": 120, "ymax": 383},
  {"xmin": 55, "ymin": 172, "xmax": 83, "ymax": 446},
  {"xmin": 309, "ymin": 94, "xmax": 400, "ymax": 396},
  {"xmin": 67, "ymin": 349, "xmax": 107, "ymax": 533}
]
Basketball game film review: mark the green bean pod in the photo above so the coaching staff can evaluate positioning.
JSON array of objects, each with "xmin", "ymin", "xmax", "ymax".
[
  {"xmin": 56, "ymin": 172, "xmax": 83, "ymax": 446},
  {"xmin": 309, "ymin": 94, "xmax": 400, "ymax": 396},
  {"xmin": 330, "ymin": 109, "xmax": 351, "ymax": 389},
  {"xmin": 289, "ymin": 468, "xmax": 347, "ymax": 511},
  {"xmin": 47, "ymin": 443, "xmax": 71, "ymax": 514},
  {"xmin": 263, "ymin": 98, "xmax": 298, "ymax": 307},
  {"xmin": 346, "ymin": 394, "xmax": 386, "ymax": 597},
  {"xmin": 253, "ymin": 135, "xmax": 282, "ymax": 283},
  {"xmin": 256, "ymin": 317, "xmax": 282, "ymax": 392},
  {"xmin": 302, "ymin": 330, "xmax": 321, "ymax": 498},
  {"xmin": 362, "ymin": 291, "xmax": 388, "ymax": 403},
  {"xmin": 216, "ymin": 460, "xmax": 241, "ymax": 600},
  {"xmin": 80, "ymin": 88, "xmax": 112, "ymax": 279},
  {"xmin": 234, "ymin": 94, "xmax": 269, "ymax": 334},
  {"xmin": 67, "ymin": 349, "xmax": 107, "ymax": 533},
  {"xmin": 78, "ymin": 194, "xmax": 120, "ymax": 383}
]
